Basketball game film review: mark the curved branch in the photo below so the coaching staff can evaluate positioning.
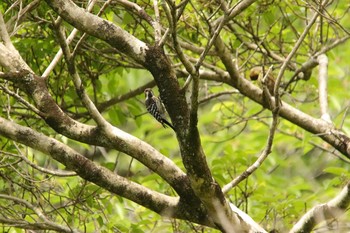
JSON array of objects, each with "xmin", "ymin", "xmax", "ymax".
[
  {"xmin": 0, "ymin": 116, "xmax": 220, "ymax": 227},
  {"xmin": 0, "ymin": 70, "xmax": 189, "ymax": 200},
  {"xmin": 114, "ymin": 0, "xmax": 155, "ymax": 26},
  {"xmin": 42, "ymin": 0, "xmax": 98, "ymax": 77},
  {"xmin": 0, "ymin": 117, "xmax": 188, "ymax": 218},
  {"xmin": 0, "ymin": 13, "xmax": 31, "ymax": 71},
  {"xmin": 223, "ymin": 94, "xmax": 279, "ymax": 193},
  {"xmin": 290, "ymin": 182, "xmax": 350, "ymax": 233}
]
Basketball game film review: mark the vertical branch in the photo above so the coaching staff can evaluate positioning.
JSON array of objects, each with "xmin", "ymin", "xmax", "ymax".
[
  {"xmin": 0, "ymin": 13, "xmax": 31, "ymax": 71},
  {"xmin": 153, "ymin": 0, "xmax": 162, "ymax": 43},
  {"xmin": 317, "ymin": 54, "xmax": 331, "ymax": 122},
  {"xmin": 186, "ymin": 0, "xmax": 253, "ymax": 127},
  {"xmin": 163, "ymin": 0, "xmax": 195, "ymax": 78},
  {"xmin": 0, "ymin": 13, "xmax": 13, "ymax": 48}
]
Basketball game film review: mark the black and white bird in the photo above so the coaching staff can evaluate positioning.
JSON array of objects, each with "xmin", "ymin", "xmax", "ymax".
[{"xmin": 144, "ymin": 88, "xmax": 175, "ymax": 131}]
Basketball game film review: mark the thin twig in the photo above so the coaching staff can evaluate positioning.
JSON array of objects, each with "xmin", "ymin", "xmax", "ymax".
[
  {"xmin": 1, "ymin": 150, "xmax": 76, "ymax": 177},
  {"xmin": 199, "ymin": 90, "xmax": 239, "ymax": 105},
  {"xmin": 42, "ymin": 0, "xmax": 97, "ymax": 78},
  {"xmin": 274, "ymin": 12, "xmax": 319, "ymax": 106},
  {"xmin": 0, "ymin": 84, "xmax": 44, "ymax": 117},
  {"xmin": 222, "ymin": 98, "xmax": 279, "ymax": 194},
  {"xmin": 0, "ymin": 194, "xmax": 80, "ymax": 233}
]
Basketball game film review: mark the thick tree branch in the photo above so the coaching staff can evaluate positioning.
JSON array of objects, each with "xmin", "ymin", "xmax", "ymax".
[
  {"xmin": 0, "ymin": 70, "xmax": 190, "ymax": 201},
  {"xmin": 0, "ymin": 116, "xmax": 216, "ymax": 227}
]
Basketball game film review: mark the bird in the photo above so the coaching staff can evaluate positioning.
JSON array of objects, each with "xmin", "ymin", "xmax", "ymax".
[
  {"xmin": 249, "ymin": 66, "xmax": 275, "ymax": 95},
  {"xmin": 144, "ymin": 88, "xmax": 175, "ymax": 131}
]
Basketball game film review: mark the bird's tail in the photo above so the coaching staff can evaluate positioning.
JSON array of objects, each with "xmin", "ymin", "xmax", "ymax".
[{"xmin": 162, "ymin": 119, "xmax": 176, "ymax": 132}]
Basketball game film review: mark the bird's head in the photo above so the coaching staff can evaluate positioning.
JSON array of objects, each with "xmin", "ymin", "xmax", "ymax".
[
  {"xmin": 144, "ymin": 88, "xmax": 153, "ymax": 98},
  {"xmin": 249, "ymin": 67, "xmax": 263, "ymax": 81}
]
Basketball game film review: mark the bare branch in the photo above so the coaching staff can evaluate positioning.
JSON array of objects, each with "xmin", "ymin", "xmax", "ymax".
[
  {"xmin": 98, "ymin": 80, "xmax": 156, "ymax": 112},
  {"xmin": 115, "ymin": 0, "xmax": 155, "ymax": 26},
  {"xmin": 0, "ymin": 13, "xmax": 31, "ymax": 71},
  {"xmin": 288, "ymin": 35, "xmax": 350, "ymax": 83},
  {"xmin": 165, "ymin": 0, "xmax": 196, "ymax": 80},
  {"xmin": 5, "ymin": 0, "xmax": 41, "ymax": 36},
  {"xmin": 317, "ymin": 54, "xmax": 331, "ymax": 123},
  {"xmin": 0, "ymin": 83, "xmax": 44, "ymax": 117},
  {"xmin": 290, "ymin": 182, "xmax": 350, "ymax": 233},
  {"xmin": 1, "ymin": 150, "xmax": 76, "ymax": 177},
  {"xmin": 45, "ymin": 0, "xmax": 148, "ymax": 64},
  {"xmin": 53, "ymin": 14, "xmax": 110, "ymax": 129},
  {"xmin": 0, "ymin": 194, "xmax": 80, "ymax": 233},
  {"xmin": 222, "ymin": 79, "xmax": 279, "ymax": 193},
  {"xmin": 153, "ymin": 0, "xmax": 162, "ymax": 43},
  {"xmin": 42, "ymin": 0, "xmax": 98, "ymax": 77},
  {"xmin": 199, "ymin": 90, "xmax": 239, "ymax": 105},
  {"xmin": 0, "ymin": 12, "xmax": 13, "ymax": 48},
  {"xmin": 0, "ymin": 117, "xmax": 181, "ymax": 218},
  {"xmin": 274, "ymin": 12, "xmax": 319, "ymax": 105}
]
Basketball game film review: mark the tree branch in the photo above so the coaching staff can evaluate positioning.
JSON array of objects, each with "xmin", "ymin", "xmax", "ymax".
[
  {"xmin": 1, "ymin": 150, "xmax": 76, "ymax": 177},
  {"xmin": 222, "ymin": 93, "xmax": 279, "ymax": 193},
  {"xmin": 290, "ymin": 182, "xmax": 350, "ymax": 233},
  {"xmin": 0, "ymin": 13, "xmax": 31, "ymax": 71},
  {"xmin": 0, "ymin": 117, "xmax": 189, "ymax": 219},
  {"xmin": 213, "ymin": 27, "xmax": 350, "ymax": 160},
  {"xmin": 0, "ymin": 70, "xmax": 189, "ymax": 200},
  {"xmin": 42, "ymin": 0, "xmax": 98, "ymax": 77},
  {"xmin": 317, "ymin": 54, "xmax": 331, "ymax": 123},
  {"xmin": 0, "ymin": 194, "xmax": 80, "ymax": 233},
  {"xmin": 53, "ymin": 15, "xmax": 110, "ymax": 129},
  {"xmin": 45, "ymin": 0, "xmax": 148, "ymax": 65}
]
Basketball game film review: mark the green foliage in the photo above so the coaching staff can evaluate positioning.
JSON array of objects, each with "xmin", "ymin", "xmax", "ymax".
[{"xmin": 1, "ymin": 0, "xmax": 350, "ymax": 232}]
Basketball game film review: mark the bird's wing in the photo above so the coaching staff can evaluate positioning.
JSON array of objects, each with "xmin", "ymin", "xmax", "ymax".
[{"xmin": 154, "ymin": 96, "xmax": 167, "ymax": 117}]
